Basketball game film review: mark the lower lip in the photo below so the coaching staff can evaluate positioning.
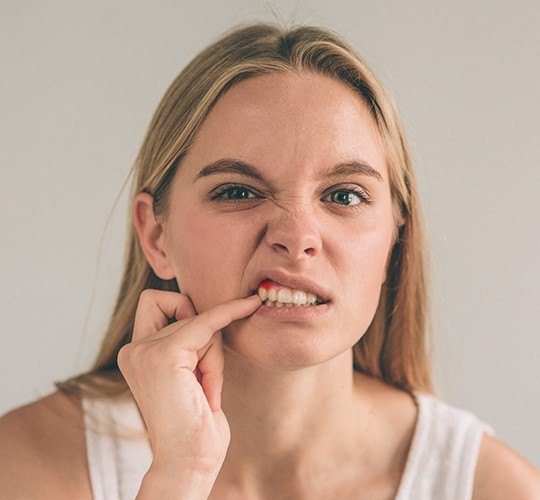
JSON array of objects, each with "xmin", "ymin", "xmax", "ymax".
[{"xmin": 253, "ymin": 301, "xmax": 332, "ymax": 320}]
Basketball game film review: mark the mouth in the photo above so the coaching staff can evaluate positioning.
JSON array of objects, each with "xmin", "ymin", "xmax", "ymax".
[{"xmin": 250, "ymin": 278, "xmax": 331, "ymax": 307}]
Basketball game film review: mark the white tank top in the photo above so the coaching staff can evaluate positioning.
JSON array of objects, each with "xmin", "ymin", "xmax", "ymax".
[{"xmin": 81, "ymin": 389, "xmax": 495, "ymax": 499}]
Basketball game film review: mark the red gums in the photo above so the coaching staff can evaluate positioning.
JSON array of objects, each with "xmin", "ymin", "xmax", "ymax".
[{"xmin": 257, "ymin": 278, "xmax": 278, "ymax": 291}]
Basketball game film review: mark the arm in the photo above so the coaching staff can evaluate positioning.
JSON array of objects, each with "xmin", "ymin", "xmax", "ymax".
[
  {"xmin": 0, "ymin": 397, "xmax": 91, "ymax": 500},
  {"xmin": 472, "ymin": 432, "xmax": 540, "ymax": 500}
]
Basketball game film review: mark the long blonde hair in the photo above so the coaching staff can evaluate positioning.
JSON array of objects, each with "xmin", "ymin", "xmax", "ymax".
[{"xmin": 55, "ymin": 21, "xmax": 436, "ymax": 407}]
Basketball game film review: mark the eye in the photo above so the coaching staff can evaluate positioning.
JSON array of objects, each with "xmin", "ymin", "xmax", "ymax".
[
  {"xmin": 210, "ymin": 184, "xmax": 260, "ymax": 202},
  {"xmin": 324, "ymin": 187, "xmax": 372, "ymax": 207},
  {"xmin": 210, "ymin": 183, "xmax": 372, "ymax": 208}
]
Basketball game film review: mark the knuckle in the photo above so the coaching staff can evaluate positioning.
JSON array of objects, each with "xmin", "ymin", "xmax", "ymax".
[
  {"xmin": 200, "ymin": 309, "xmax": 219, "ymax": 331},
  {"xmin": 139, "ymin": 288, "xmax": 156, "ymax": 301},
  {"xmin": 117, "ymin": 343, "xmax": 134, "ymax": 370},
  {"xmin": 117, "ymin": 343, "xmax": 130, "ymax": 361}
]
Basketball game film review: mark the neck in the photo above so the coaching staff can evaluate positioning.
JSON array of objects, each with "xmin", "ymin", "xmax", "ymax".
[{"xmin": 217, "ymin": 348, "xmax": 376, "ymax": 491}]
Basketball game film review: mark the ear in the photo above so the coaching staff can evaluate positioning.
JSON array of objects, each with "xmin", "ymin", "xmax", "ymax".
[{"xmin": 132, "ymin": 192, "xmax": 176, "ymax": 280}]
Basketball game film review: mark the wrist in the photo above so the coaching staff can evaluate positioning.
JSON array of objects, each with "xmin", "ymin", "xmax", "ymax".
[{"xmin": 137, "ymin": 465, "xmax": 216, "ymax": 500}]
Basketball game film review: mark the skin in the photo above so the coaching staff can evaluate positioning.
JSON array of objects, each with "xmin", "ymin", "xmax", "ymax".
[
  {"xmin": 1, "ymin": 71, "xmax": 538, "ymax": 500},
  {"xmin": 133, "ymin": 71, "xmax": 407, "ymax": 497}
]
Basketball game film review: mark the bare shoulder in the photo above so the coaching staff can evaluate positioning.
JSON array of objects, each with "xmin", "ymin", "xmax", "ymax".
[
  {"xmin": 472, "ymin": 431, "xmax": 540, "ymax": 500},
  {"xmin": 0, "ymin": 390, "xmax": 93, "ymax": 499}
]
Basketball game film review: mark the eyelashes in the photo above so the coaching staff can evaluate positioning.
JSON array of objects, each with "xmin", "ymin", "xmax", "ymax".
[{"xmin": 209, "ymin": 183, "xmax": 373, "ymax": 208}]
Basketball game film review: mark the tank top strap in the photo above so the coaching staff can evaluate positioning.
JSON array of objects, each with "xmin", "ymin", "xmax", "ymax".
[
  {"xmin": 81, "ymin": 394, "xmax": 153, "ymax": 500},
  {"xmin": 395, "ymin": 391, "xmax": 495, "ymax": 500}
]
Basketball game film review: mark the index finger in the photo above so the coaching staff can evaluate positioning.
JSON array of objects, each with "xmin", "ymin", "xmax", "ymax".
[{"xmin": 164, "ymin": 293, "xmax": 262, "ymax": 352}]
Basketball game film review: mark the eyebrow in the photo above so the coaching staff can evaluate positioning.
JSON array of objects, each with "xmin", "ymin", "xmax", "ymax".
[{"xmin": 192, "ymin": 157, "xmax": 383, "ymax": 184}]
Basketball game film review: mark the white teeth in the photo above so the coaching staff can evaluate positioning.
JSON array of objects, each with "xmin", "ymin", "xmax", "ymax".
[
  {"xmin": 257, "ymin": 283, "xmax": 323, "ymax": 307},
  {"xmin": 292, "ymin": 290, "xmax": 307, "ymax": 304},
  {"xmin": 277, "ymin": 288, "xmax": 293, "ymax": 303}
]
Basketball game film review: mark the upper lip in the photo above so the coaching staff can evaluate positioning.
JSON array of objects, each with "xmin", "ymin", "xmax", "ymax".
[{"xmin": 249, "ymin": 268, "xmax": 333, "ymax": 303}]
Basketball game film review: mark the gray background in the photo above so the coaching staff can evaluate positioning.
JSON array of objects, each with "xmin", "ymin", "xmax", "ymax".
[{"xmin": 1, "ymin": 1, "xmax": 538, "ymax": 465}]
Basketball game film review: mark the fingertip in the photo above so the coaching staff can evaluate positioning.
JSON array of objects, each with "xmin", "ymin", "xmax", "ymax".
[{"xmin": 242, "ymin": 293, "xmax": 262, "ymax": 305}]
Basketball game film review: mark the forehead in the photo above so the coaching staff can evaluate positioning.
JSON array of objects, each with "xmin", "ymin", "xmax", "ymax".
[{"xmin": 181, "ymin": 72, "xmax": 388, "ymax": 182}]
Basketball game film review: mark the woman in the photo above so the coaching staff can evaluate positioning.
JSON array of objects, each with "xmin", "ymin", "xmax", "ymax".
[{"xmin": 1, "ymin": 22, "xmax": 538, "ymax": 499}]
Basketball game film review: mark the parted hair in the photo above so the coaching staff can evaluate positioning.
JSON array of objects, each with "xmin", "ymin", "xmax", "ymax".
[{"xmin": 55, "ymin": 21, "xmax": 436, "ymax": 419}]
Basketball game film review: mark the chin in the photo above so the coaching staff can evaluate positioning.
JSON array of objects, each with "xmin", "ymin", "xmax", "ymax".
[{"xmin": 221, "ymin": 321, "xmax": 346, "ymax": 371}]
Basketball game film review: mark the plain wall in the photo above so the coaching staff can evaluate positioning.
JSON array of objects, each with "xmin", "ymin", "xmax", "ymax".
[{"xmin": 1, "ymin": 1, "xmax": 538, "ymax": 465}]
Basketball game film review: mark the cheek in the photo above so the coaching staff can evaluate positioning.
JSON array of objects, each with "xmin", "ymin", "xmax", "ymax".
[
  {"xmin": 183, "ymin": 210, "xmax": 255, "ymax": 257},
  {"xmin": 328, "ymin": 246, "xmax": 389, "ymax": 345},
  {"xmin": 339, "ymin": 225, "xmax": 393, "ymax": 316},
  {"xmin": 168, "ymin": 210, "xmax": 255, "ymax": 304},
  {"xmin": 175, "ymin": 208, "xmax": 245, "ymax": 255}
]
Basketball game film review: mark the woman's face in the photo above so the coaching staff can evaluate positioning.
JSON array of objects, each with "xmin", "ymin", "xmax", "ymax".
[{"xmin": 160, "ymin": 72, "xmax": 395, "ymax": 369}]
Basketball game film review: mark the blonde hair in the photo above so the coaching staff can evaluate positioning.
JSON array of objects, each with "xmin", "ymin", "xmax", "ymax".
[{"xmin": 56, "ymin": 21, "xmax": 436, "ymax": 420}]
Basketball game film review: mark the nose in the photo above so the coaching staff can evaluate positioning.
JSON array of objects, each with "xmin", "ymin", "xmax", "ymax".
[{"xmin": 263, "ymin": 208, "xmax": 322, "ymax": 260}]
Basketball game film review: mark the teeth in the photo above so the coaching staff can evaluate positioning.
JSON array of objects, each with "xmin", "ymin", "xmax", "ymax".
[
  {"xmin": 263, "ymin": 299, "xmax": 314, "ymax": 307},
  {"xmin": 268, "ymin": 288, "xmax": 278, "ymax": 302},
  {"xmin": 277, "ymin": 288, "xmax": 292, "ymax": 303},
  {"xmin": 257, "ymin": 283, "xmax": 324, "ymax": 306},
  {"xmin": 292, "ymin": 290, "xmax": 307, "ymax": 304}
]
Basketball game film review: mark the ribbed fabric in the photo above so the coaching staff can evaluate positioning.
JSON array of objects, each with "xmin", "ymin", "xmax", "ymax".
[
  {"xmin": 82, "ymin": 390, "xmax": 495, "ymax": 500},
  {"xmin": 82, "ymin": 394, "xmax": 152, "ymax": 500},
  {"xmin": 394, "ymin": 391, "xmax": 495, "ymax": 499}
]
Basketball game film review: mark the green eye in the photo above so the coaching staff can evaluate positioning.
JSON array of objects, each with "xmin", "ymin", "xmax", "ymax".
[{"xmin": 327, "ymin": 190, "xmax": 364, "ymax": 207}]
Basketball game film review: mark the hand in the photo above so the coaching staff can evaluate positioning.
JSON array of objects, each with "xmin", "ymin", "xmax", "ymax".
[{"xmin": 117, "ymin": 289, "xmax": 262, "ymax": 477}]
